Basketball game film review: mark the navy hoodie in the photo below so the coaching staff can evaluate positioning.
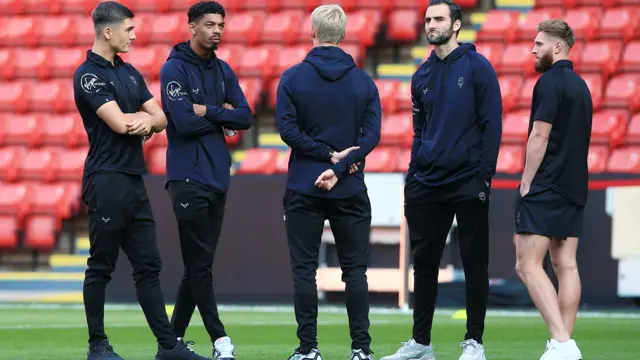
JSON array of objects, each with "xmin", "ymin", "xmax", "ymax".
[
  {"xmin": 410, "ymin": 43, "xmax": 502, "ymax": 186},
  {"xmin": 160, "ymin": 42, "xmax": 253, "ymax": 193},
  {"xmin": 276, "ymin": 46, "xmax": 381, "ymax": 199}
]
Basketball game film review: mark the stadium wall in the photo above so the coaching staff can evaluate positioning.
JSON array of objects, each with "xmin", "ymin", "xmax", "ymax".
[{"xmin": 103, "ymin": 175, "xmax": 634, "ymax": 308}]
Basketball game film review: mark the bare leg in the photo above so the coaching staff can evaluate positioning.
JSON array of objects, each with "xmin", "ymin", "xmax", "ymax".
[
  {"xmin": 514, "ymin": 233, "xmax": 570, "ymax": 342},
  {"xmin": 549, "ymin": 237, "xmax": 581, "ymax": 336}
]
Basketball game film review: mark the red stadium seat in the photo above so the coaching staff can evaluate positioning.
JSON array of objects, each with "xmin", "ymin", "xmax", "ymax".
[
  {"xmin": 476, "ymin": 10, "xmax": 520, "ymax": 43},
  {"xmin": 607, "ymin": 146, "xmax": 640, "ymax": 173},
  {"xmin": 238, "ymin": 77, "xmax": 261, "ymax": 114},
  {"xmin": 604, "ymin": 74, "xmax": 640, "ymax": 112},
  {"xmin": 215, "ymin": 44, "xmax": 243, "ymax": 71},
  {"xmin": 591, "ymin": 110, "xmax": 628, "ymax": 148},
  {"xmin": 0, "ymin": 81, "xmax": 29, "ymax": 113},
  {"xmin": 275, "ymin": 149, "xmax": 291, "ymax": 174},
  {"xmin": 475, "ymin": 42, "xmax": 504, "ymax": 71},
  {"xmin": 38, "ymin": 16, "xmax": 75, "ymax": 47},
  {"xmin": 502, "ymin": 110, "xmax": 530, "ymax": 143},
  {"xmin": 147, "ymin": 146, "xmax": 166, "ymax": 175},
  {"xmin": 582, "ymin": 73, "xmax": 604, "ymax": 111},
  {"xmin": 621, "ymin": 41, "xmax": 640, "ymax": 72},
  {"xmin": 387, "ymin": 9, "xmax": 420, "ymax": 43},
  {"xmin": 238, "ymin": 45, "xmax": 277, "ymax": 79},
  {"xmin": 600, "ymin": 7, "xmax": 638, "ymax": 42},
  {"xmin": 380, "ymin": 112, "xmax": 412, "ymax": 147},
  {"xmin": 28, "ymin": 183, "xmax": 74, "ymax": 225},
  {"xmin": 564, "ymin": 7, "xmax": 602, "ymax": 41},
  {"xmin": 578, "ymin": 41, "xmax": 622, "ymax": 79},
  {"xmin": 0, "ymin": 16, "xmax": 36, "ymax": 47},
  {"xmin": 375, "ymin": 80, "xmax": 400, "ymax": 114},
  {"xmin": 365, "ymin": 147, "xmax": 400, "ymax": 172},
  {"xmin": 56, "ymin": 148, "xmax": 87, "ymax": 182},
  {"xmin": 395, "ymin": 148, "xmax": 411, "ymax": 173},
  {"xmin": 60, "ymin": 0, "xmax": 104, "ymax": 14},
  {"xmin": 17, "ymin": 148, "xmax": 58, "ymax": 183},
  {"xmin": 517, "ymin": 8, "xmax": 565, "ymax": 41},
  {"xmin": 236, "ymin": 148, "xmax": 280, "ymax": 174},
  {"xmin": 344, "ymin": 10, "xmax": 381, "ymax": 47},
  {"xmin": 517, "ymin": 76, "xmax": 539, "ymax": 109},
  {"xmin": 73, "ymin": 15, "xmax": 95, "ymax": 46},
  {"xmin": 147, "ymin": 13, "xmax": 185, "ymax": 45},
  {"xmin": 51, "ymin": 47, "xmax": 85, "ymax": 79},
  {"xmin": 588, "ymin": 145, "xmax": 610, "ymax": 173},
  {"xmin": 0, "ymin": 182, "xmax": 30, "ymax": 225},
  {"xmin": 275, "ymin": 45, "xmax": 311, "ymax": 75},
  {"xmin": 501, "ymin": 42, "xmax": 536, "ymax": 76},
  {"xmin": 627, "ymin": 113, "xmax": 640, "ymax": 144},
  {"xmin": 262, "ymin": 11, "xmax": 304, "ymax": 45},
  {"xmin": 0, "ymin": 147, "xmax": 24, "ymax": 183},
  {"xmin": 498, "ymin": 75, "xmax": 524, "ymax": 112},
  {"xmin": 14, "ymin": 48, "xmax": 50, "ymax": 80},
  {"xmin": 0, "ymin": 49, "xmax": 16, "ymax": 81},
  {"xmin": 0, "ymin": 113, "xmax": 43, "ymax": 147},
  {"xmin": 0, "ymin": 215, "xmax": 18, "ymax": 249},
  {"xmin": 24, "ymin": 215, "xmax": 57, "ymax": 250},
  {"xmin": 396, "ymin": 82, "xmax": 412, "ymax": 112},
  {"xmin": 224, "ymin": 12, "xmax": 266, "ymax": 45},
  {"xmin": 496, "ymin": 144, "xmax": 524, "ymax": 173},
  {"xmin": 28, "ymin": 80, "xmax": 70, "ymax": 113}
]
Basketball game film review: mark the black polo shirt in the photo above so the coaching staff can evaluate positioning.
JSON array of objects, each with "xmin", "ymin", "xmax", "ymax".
[
  {"xmin": 528, "ymin": 60, "xmax": 593, "ymax": 205},
  {"xmin": 73, "ymin": 50, "xmax": 153, "ymax": 183}
]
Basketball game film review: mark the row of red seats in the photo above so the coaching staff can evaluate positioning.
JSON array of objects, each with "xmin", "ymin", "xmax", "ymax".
[
  {"xmin": 229, "ymin": 144, "xmax": 640, "ymax": 175},
  {"xmin": 0, "ymin": 180, "xmax": 80, "ymax": 230},
  {"xmin": 0, "ymin": 10, "xmax": 381, "ymax": 48},
  {"xmin": 478, "ymin": 7, "xmax": 640, "ymax": 43},
  {"xmin": 0, "ymin": 44, "xmax": 362, "ymax": 82},
  {"xmin": 0, "ymin": 214, "xmax": 59, "ymax": 250},
  {"xmin": 470, "ymin": 40, "xmax": 640, "ymax": 78},
  {"xmin": 0, "ymin": 77, "xmax": 261, "ymax": 118},
  {"xmin": 1, "ymin": 0, "xmax": 475, "ymax": 16}
]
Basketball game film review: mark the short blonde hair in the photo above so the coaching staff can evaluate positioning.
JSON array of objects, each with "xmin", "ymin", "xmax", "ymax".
[
  {"xmin": 311, "ymin": 4, "xmax": 347, "ymax": 44},
  {"xmin": 537, "ymin": 20, "xmax": 576, "ymax": 49}
]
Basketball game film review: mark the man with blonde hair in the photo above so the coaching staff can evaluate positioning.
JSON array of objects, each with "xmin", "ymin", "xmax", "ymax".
[
  {"xmin": 514, "ymin": 19, "xmax": 590, "ymax": 360},
  {"xmin": 276, "ymin": 4, "xmax": 381, "ymax": 360}
]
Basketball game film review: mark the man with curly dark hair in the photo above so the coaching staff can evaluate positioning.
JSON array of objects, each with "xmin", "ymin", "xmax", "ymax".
[{"xmin": 160, "ymin": 2, "xmax": 253, "ymax": 359}]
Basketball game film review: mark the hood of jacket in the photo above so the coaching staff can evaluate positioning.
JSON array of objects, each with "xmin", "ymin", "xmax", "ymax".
[
  {"xmin": 168, "ymin": 41, "xmax": 217, "ymax": 70},
  {"xmin": 303, "ymin": 46, "xmax": 356, "ymax": 82}
]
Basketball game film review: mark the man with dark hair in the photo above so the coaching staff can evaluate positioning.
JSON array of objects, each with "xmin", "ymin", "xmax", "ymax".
[
  {"xmin": 277, "ymin": 4, "xmax": 380, "ymax": 360},
  {"xmin": 74, "ymin": 2, "xmax": 211, "ymax": 360},
  {"xmin": 514, "ymin": 19, "xmax": 589, "ymax": 360},
  {"xmin": 381, "ymin": 0, "xmax": 502, "ymax": 359},
  {"xmin": 159, "ymin": 1, "xmax": 253, "ymax": 359}
]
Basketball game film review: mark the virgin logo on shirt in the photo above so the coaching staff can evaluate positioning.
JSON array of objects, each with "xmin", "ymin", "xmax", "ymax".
[{"xmin": 80, "ymin": 73, "xmax": 106, "ymax": 94}]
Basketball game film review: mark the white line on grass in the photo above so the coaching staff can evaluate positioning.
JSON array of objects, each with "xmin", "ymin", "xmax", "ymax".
[{"xmin": 0, "ymin": 303, "xmax": 639, "ymax": 319}]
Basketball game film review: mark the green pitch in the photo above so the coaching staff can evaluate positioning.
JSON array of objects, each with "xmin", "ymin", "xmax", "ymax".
[{"xmin": 0, "ymin": 304, "xmax": 638, "ymax": 359}]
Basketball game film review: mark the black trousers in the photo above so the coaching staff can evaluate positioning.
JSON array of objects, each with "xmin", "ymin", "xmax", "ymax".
[
  {"xmin": 283, "ymin": 189, "xmax": 372, "ymax": 353},
  {"xmin": 167, "ymin": 180, "xmax": 227, "ymax": 343},
  {"xmin": 83, "ymin": 172, "xmax": 176, "ymax": 349},
  {"xmin": 404, "ymin": 173, "xmax": 490, "ymax": 345}
]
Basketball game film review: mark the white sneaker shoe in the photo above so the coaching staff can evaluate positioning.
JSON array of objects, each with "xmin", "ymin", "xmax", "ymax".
[
  {"xmin": 287, "ymin": 348, "xmax": 322, "ymax": 360},
  {"xmin": 540, "ymin": 339, "xmax": 582, "ymax": 360},
  {"xmin": 352, "ymin": 349, "xmax": 374, "ymax": 360},
  {"xmin": 380, "ymin": 338, "xmax": 435, "ymax": 360},
  {"xmin": 458, "ymin": 340, "xmax": 486, "ymax": 360},
  {"xmin": 213, "ymin": 336, "xmax": 235, "ymax": 359}
]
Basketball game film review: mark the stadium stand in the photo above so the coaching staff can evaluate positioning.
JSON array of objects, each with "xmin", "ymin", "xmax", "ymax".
[{"xmin": 0, "ymin": 0, "xmax": 638, "ymax": 272}]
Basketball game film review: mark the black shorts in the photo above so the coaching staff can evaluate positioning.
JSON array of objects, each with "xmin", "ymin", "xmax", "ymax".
[{"xmin": 514, "ymin": 185, "xmax": 584, "ymax": 240}]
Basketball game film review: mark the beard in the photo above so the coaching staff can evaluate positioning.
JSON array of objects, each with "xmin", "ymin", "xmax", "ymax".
[
  {"xmin": 427, "ymin": 25, "xmax": 454, "ymax": 45},
  {"xmin": 535, "ymin": 51, "xmax": 554, "ymax": 73}
]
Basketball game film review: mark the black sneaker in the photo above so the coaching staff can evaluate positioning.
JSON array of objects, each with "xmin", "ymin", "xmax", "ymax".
[
  {"xmin": 155, "ymin": 338, "xmax": 212, "ymax": 360},
  {"xmin": 87, "ymin": 340, "xmax": 124, "ymax": 360}
]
